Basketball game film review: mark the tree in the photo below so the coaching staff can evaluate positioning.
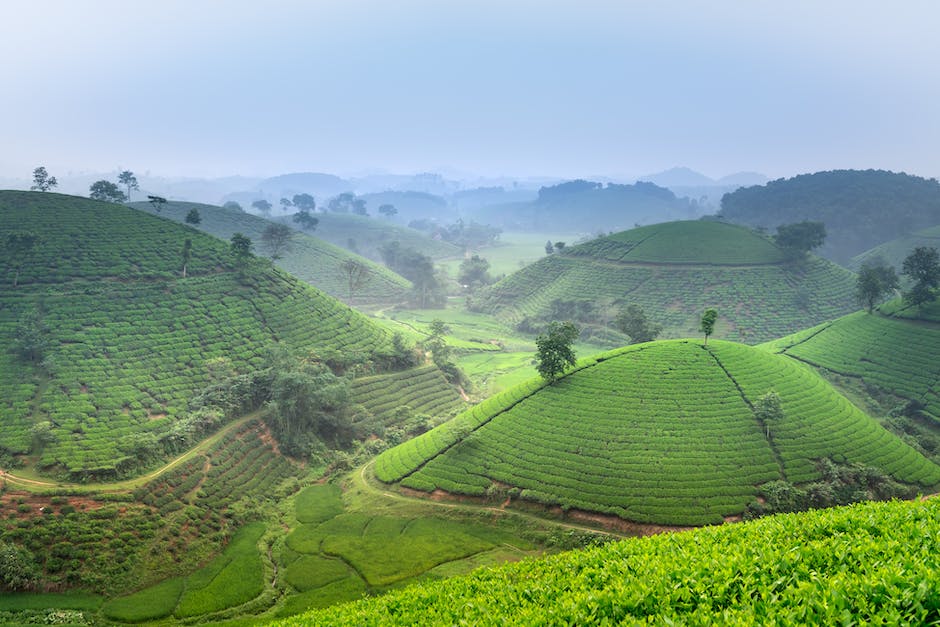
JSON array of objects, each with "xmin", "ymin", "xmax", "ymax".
[
  {"xmin": 338, "ymin": 259, "xmax": 372, "ymax": 300},
  {"xmin": 230, "ymin": 232, "xmax": 253, "ymax": 273},
  {"xmin": 185, "ymin": 208, "xmax": 201, "ymax": 225},
  {"xmin": 614, "ymin": 304, "xmax": 662, "ymax": 344},
  {"xmin": 30, "ymin": 166, "xmax": 57, "ymax": 192},
  {"xmin": 292, "ymin": 193, "xmax": 316, "ymax": 211},
  {"xmin": 0, "ymin": 542, "xmax": 38, "ymax": 591},
  {"xmin": 457, "ymin": 255, "xmax": 493, "ymax": 291},
  {"xmin": 902, "ymin": 246, "xmax": 940, "ymax": 308},
  {"xmin": 89, "ymin": 180, "xmax": 127, "ymax": 203},
  {"xmin": 774, "ymin": 221, "xmax": 826, "ymax": 256},
  {"xmin": 545, "ymin": 240, "xmax": 554, "ymax": 255},
  {"xmin": 856, "ymin": 260, "xmax": 899, "ymax": 312},
  {"xmin": 378, "ymin": 204, "xmax": 398, "ymax": 218},
  {"xmin": 328, "ymin": 192, "xmax": 366, "ymax": 214},
  {"xmin": 251, "ymin": 199, "xmax": 272, "ymax": 216},
  {"xmin": 11, "ymin": 308, "xmax": 51, "ymax": 365},
  {"xmin": 223, "ymin": 201, "xmax": 243, "ymax": 212},
  {"xmin": 180, "ymin": 238, "xmax": 192, "ymax": 278},
  {"xmin": 260, "ymin": 223, "xmax": 293, "ymax": 260},
  {"xmin": 118, "ymin": 170, "xmax": 139, "ymax": 201},
  {"xmin": 554, "ymin": 241, "xmax": 567, "ymax": 251},
  {"xmin": 754, "ymin": 390, "xmax": 784, "ymax": 437},
  {"xmin": 279, "ymin": 197, "xmax": 293, "ymax": 212},
  {"xmin": 5, "ymin": 231, "xmax": 40, "ymax": 287},
  {"xmin": 147, "ymin": 195, "xmax": 167, "ymax": 212},
  {"xmin": 700, "ymin": 309, "xmax": 718, "ymax": 345},
  {"xmin": 535, "ymin": 321, "xmax": 580, "ymax": 382},
  {"xmin": 423, "ymin": 318, "xmax": 453, "ymax": 368},
  {"xmin": 292, "ymin": 209, "xmax": 319, "ymax": 231}
]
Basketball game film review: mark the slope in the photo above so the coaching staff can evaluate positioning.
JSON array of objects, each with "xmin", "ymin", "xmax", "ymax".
[
  {"xmin": 764, "ymin": 303, "xmax": 940, "ymax": 422},
  {"xmin": 719, "ymin": 169, "xmax": 940, "ymax": 263},
  {"xmin": 130, "ymin": 200, "xmax": 411, "ymax": 304},
  {"xmin": 849, "ymin": 223, "xmax": 940, "ymax": 272},
  {"xmin": 276, "ymin": 498, "xmax": 940, "ymax": 626},
  {"xmin": 376, "ymin": 340, "xmax": 939, "ymax": 526},
  {"xmin": 307, "ymin": 212, "xmax": 461, "ymax": 262},
  {"xmin": 0, "ymin": 191, "xmax": 392, "ymax": 477},
  {"xmin": 473, "ymin": 220, "xmax": 857, "ymax": 343}
]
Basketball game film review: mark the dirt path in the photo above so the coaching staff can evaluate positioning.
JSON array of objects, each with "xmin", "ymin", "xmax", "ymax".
[{"xmin": 0, "ymin": 411, "xmax": 262, "ymax": 494}]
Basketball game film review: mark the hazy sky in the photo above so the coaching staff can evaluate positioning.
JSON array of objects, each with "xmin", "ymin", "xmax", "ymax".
[{"xmin": 2, "ymin": 1, "xmax": 939, "ymax": 181}]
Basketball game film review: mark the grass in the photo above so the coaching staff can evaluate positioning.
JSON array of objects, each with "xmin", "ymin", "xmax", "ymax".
[
  {"xmin": 102, "ymin": 577, "xmax": 183, "ymax": 622},
  {"xmin": 294, "ymin": 484, "xmax": 345, "ymax": 524},
  {"xmin": 0, "ymin": 593, "xmax": 102, "ymax": 611},
  {"xmin": 271, "ymin": 498, "xmax": 940, "ymax": 626},
  {"xmin": 473, "ymin": 220, "xmax": 858, "ymax": 344},
  {"xmin": 377, "ymin": 339, "xmax": 940, "ymax": 525},
  {"xmin": 307, "ymin": 212, "xmax": 461, "ymax": 262},
  {"xmin": 130, "ymin": 200, "xmax": 412, "ymax": 304}
]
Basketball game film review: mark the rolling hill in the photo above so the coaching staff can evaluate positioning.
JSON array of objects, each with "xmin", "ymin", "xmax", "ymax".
[
  {"xmin": 719, "ymin": 169, "xmax": 940, "ymax": 263},
  {"xmin": 276, "ymin": 498, "xmax": 940, "ymax": 626},
  {"xmin": 473, "ymin": 220, "xmax": 858, "ymax": 343},
  {"xmin": 849, "ymin": 223, "xmax": 940, "ymax": 272},
  {"xmin": 763, "ymin": 302, "xmax": 940, "ymax": 423},
  {"xmin": 375, "ymin": 339, "xmax": 940, "ymax": 526},
  {"xmin": 302, "ymin": 212, "xmax": 461, "ymax": 262},
  {"xmin": 130, "ymin": 200, "xmax": 411, "ymax": 305},
  {"xmin": 0, "ymin": 191, "xmax": 394, "ymax": 477}
]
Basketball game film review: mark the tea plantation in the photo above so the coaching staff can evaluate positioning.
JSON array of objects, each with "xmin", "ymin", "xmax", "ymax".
[
  {"xmin": 275, "ymin": 498, "xmax": 940, "ymax": 625},
  {"xmin": 0, "ymin": 191, "xmax": 392, "ymax": 477},
  {"xmin": 849, "ymin": 223, "xmax": 940, "ymax": 271},
  {"xmin": 376, "ymin": 340, "xmax": 940, "ymax": 525},
  {"xmin": 130, "ymin": 200, "xmax": 411, "ymax": 304},
  {"xmin": 766, "ymin": 305, "xmax": 940, "ymax": 422},
  {"xmin": 473, "ymin": 220, "xmax": 857, "ymax": 343},
  {"xmin": 350, "ymin": 365, "xmax": 465, "ymax": 426}
]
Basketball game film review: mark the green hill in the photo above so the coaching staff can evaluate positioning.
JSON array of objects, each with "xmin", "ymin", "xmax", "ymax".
[
  {"xmin": 719, "ymin": 169, "xmax": 940, "ymax": 263},
  {"xmin": 850, "ymin": 223, "xmax": 940, "ymax": 272},
  {"xmin": 130, "ymin": 200, "xmax": 411, "ymax": 305},
  {"xmin": 473, "ymin": 221, "xmax": 857, "ymax": 343},
  {"xmin": 305, "ymin": 212, "xmax": 461, "ymax": 262},
  {"xmin": 274, "ymin": 498, "xmax": 940, "ymax": 626},
  {"xmin": 0, "ymin": 191, "xmax": 392, "ymax": 477},
  {"xmin": 376, "ymin": 340, "xmax": 939, "ymax": 526},
  {"xmin": 764, "ymin": 304, "xmax": 940, "ymax": 423}
]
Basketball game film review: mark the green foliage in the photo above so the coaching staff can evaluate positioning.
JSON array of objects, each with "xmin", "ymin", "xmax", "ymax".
[
  {"xmin": 902, "ymin": 246, "xmax": 940, "ymax": 308},
  {"xmin": 0, "ymin": 592, "xmax": 101, "ymax": 611},
  {"xmin": 102, "ymin": 577, "xmax": 183, "ymax": 622},
  {"xmin": 30, "ymin": 166, "xmax": 57, "ymax": 192},
  {"xmin": 3, "ymin": 230, "xmax": 40, "ymax": 287},
  {"xmin": 700, "ymin": 308, "xmax": 718, "ymax": 344},
  {"xmin": 379, "ymin": 241, "xmax": 445, "ymax": 308},
  {"xmin": 349, "ymin": 365, "xmax": 462, "ymax": 428},
  {"xmin": 88, "ymin": 180, "xmax": 126, "ymax": 203},
  {"xmin": 10, "ymin": 307, "xmax": 51, "ymax": 365},
  {"xmin": 379, "ymin": 340, "xmax": 940, "ymax": 526},
  {"xmin": 0, "ymin": 541, "xmax": 39, "ymax": 590},
  {"xmin": 261, "ymin": 222, "xmax": 294, "ymax": 260},
  {"xmin": 534, "ymin": 321, "xmax": 579, "ymax": 382},
  {"xmin": 294, "ymin": 484, "xmax": 344, "ymax": 525},
  {"xmin": 118, "ymin": 171, "xmax": 139, "ymax": 201},
  {"xmin": 856, "ymin": 259, "xmax": 899, "ymax": 312},
  {"xmin": 185, "ymin": 207, "xmax": 201, "ymax": 225},
  {"xmin": 283, "ymin": 499, "xmax": 940, "ymax": 626},
  {"xmin": 773, "ymin": 220, "xmax": 826, "ymax": 256},
  {"xmin": 614, "ymin": 304, "xmax": 661, "ymax": 344},
  {"xmin": 230, "ymin": 231, "xmax": 254, "ymax": 268},
  {"xmin": 457, "ymin": 254, "xmax": 493, "ymax": 290}
]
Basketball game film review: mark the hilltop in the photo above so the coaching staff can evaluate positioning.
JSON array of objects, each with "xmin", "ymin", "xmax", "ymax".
[
  {"xmin": 302, "ymin": 212, "xmax": 461, "ymax": 262},
  {"xmin": 719, "ymin": 169, "xmax": 940, "ymax": 263},
  {"xmin": 473, "ymin": 220, "xmax": 857, "ymax": 343},
  {"xmin": 0, "ymin": 191, "xmax": 393, "ymax": 478},
  {"xmin": 276, "ymin": 498, "xmax": 940, "ymax": 626},
  {"xmin": 850, "ymin": 223, "xmax": 940, "ymax": 272},
  {"xmin": 376, "ymin": 340, "xmax": 939, "ymax": 526},
  {"xmin": 130, "ymin": 200, "xmax": 411, "ymax": 305}
]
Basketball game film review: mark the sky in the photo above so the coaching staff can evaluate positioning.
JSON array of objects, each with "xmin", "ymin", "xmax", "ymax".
[{"xmin": 2, "ymin": 0, "xmax": 939, "ymax": 182}]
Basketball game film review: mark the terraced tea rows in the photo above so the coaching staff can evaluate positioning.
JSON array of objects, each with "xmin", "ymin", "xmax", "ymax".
[
  {"xmin": 277, "ymin": 499, "xmax": 940, "ymax": 626},
  {"xmin": 376, "ymin": 340, "xmax": 940, "ymax": 525},
  {"xmin": 350, "ymin": 365, "xmax": 464, "ymax": 425},
  {"xmin": 767, "ymin": 309, "xmax": 940, "ymax": 422},
  {"xmin": 473, "ymin": 221, "xmax": 857, "ymax": 343},
  {"xmin": 131, "ymin": 200, "xmax": 411, "ymax": 304},
  {"xmin": 849, "ymin": 223, "xmax": 940, "ymax": 271},
  {"xmin": 0, "ymin": 191, "xmax": 391, "ymax": 476}
]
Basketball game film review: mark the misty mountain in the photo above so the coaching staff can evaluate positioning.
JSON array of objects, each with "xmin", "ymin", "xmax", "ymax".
[{"xmin": 639, "ymin": 166, "xmax": 718, "ymax": 187}]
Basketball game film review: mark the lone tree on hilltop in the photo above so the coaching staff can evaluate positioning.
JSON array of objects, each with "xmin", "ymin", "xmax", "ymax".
[
  {"xmin": 260, "ymin": 223, "xmax": 293, "ymax": 260},
  {"xmin": 89, "ymin": 180, "xmax": 126, "ymax": 203},
  {"xmin": 5, "ymin": 231, "xmax": 40, "ymax": 287},
  {"xmin": 856, "ymin": 259, "xmax": 899, "ymax": 313},
  {"xmin": 30, "ymin": 166, "xmax": 57, "ymax": 192},
  {"xmin": 185, "ymin": 208, "xmax": 201, "ymax": 225},
  {"xmin": 902, "ymin": 246, "xmax": 940, "ymax": 309},
  {"xmin": 148, "ymin": 195, "xmax": 167, "ymax": 212},
  {"xmin": 252, "ymin": 199, "xmax": 272, "ymax": 216},
  {"xmin": 774, "ymin": 221, "xmax": 826, "ymax": 257},
  {"xmin": 118, "ymin": 170, "xmax": 139, "ymax": 201},
  {"xmin": 279, "ymin": 197, "xmax": 293, "ymax": 212},
  {"xmin": 700, "ymin": 309, "xmax": 718, "ymax": 345},
  {"xmin": 615, "ymin": 304, "xmax": 662, "ymax": 344},
  {"xmin": 535, "ymin": 320, "xmax": 580, "ymax": 383},
  {"xmin": 378, "ymin": 204, "xmax": 397, "ymax": 218},
  {"xmin": 230, "ymin": 232, "xmax": 253, "ymax": 274},
  {"xmin": 292, "ymin": 193, "xmax": 316, "ymax": 212},
  {"xmin": 339, "ymin": 258, "xmax": 372, "ymax": 301}
]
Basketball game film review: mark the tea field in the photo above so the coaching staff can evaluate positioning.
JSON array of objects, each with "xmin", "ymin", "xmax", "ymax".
[
  {"xmin": 350, "ymin": 365, "xmax": 465, "ymax": 426},
  {"xmin": 473, "ymin": 220, "xmax": 858, "ymax": 343},
  {"xmin": 849, "ymin": 222, "xmax": 940, "ymax": 272},
  {"xmin": 376, "ymin": 340, "xmax": 940, "ymax": 525},
  {"xmin": 305, "ymin": 212, "xmax": 461, "ymax": 262},
  {"xmin": 131, "ymin": 200, "xmax": 412, "ymax": 304},
  {"xmin": 276, "ymin": 498, "xmax": 940, "ymax": 625},
  {"xmin": 0, "ymin": 191, "xmax": 392, "ymax": 477}
]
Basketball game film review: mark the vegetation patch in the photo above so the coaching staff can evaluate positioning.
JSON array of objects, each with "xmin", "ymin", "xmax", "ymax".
[{"xmin": 102, "ymin": 577, "xmax": 183, "ymax": 622}]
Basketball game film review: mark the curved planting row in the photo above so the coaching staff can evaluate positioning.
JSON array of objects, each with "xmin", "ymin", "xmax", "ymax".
[
  {"xmin": 350, "ymin": 365, "xmax": 464, "ymax": 424},
  {"xmin": 378, "ymin": 340, "xmax": 940, "ymax": 526}
]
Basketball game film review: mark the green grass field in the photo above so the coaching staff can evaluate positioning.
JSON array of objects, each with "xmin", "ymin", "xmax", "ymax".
[
  {"xmin": 273, "ymin": 498, "xmax": 940, "ymax": 625},
  {"xmin": 473, "ymin": 220, "xmax": 858, "ymax": 343},
  {"xmin": 131, "ymin": 200, "xmax": 412, "ymax": 304},
  {"xmin": 376, "ymin": 339, "xmax": 940, "ymax": 525},
  {"xmin": 0, "ymin": 191, "xmax": 391, "ymax": 477}
]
